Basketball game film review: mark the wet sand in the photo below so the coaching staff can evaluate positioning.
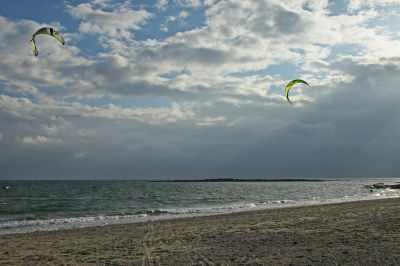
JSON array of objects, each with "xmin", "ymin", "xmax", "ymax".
[{"xmin": 1, "ymin": 198, "xmax": 399, "ymax": 265}]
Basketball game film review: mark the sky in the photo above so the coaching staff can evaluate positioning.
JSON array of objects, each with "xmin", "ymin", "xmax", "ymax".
[{"xmin": 1, "ymin": 0, "xmax": 400, "ymax": 180}]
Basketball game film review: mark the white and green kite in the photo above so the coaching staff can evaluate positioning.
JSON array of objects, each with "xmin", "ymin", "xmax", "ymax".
[{"xmin": 29, "ymin": 27, "xmax": 65, "ymax": 57}]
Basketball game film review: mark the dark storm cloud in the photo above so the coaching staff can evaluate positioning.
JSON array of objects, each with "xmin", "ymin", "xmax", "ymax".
[
  {"xmin": 292, "ymin": 57, "xmax": 400, "ymax": 177},
  {"xmin": 2, "ymin": 56, "xmax": 400, "ymax": 179}
]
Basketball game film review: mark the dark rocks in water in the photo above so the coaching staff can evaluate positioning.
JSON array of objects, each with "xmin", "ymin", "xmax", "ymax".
[
  {"xmin": 365, "ymin": 183, "xmax": 385, "ymax": 189},
  {"xmin": 2, "ymin": 186, "xmax": 10, "ymax": 190},
  {"xmin": 364, "ymin": 183, "xmax": 400, "ymax": 189}
]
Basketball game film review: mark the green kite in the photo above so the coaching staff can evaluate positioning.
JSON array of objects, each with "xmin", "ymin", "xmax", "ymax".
[
  {"xmin": 284, "ymin": 79, "xmax": 310, "ymax": 104},
  {"xmin": 29, "ymin": 27, "xmax": 65, "ymax": 57}
]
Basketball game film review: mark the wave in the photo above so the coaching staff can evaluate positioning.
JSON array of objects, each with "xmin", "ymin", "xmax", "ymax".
[
  {"xmin": 0, "ymin": 200, "xmax": 297, "ymax": 235},
  {"xmin": 2, "ymin": 193, "xmax": 399, "ymax": 236},
  {"xmin": 2, "ymin": 178, "xmax": 400, "ymax": 235}
]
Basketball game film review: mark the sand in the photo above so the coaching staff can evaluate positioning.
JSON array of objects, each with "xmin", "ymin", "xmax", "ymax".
[{"xmin": 1, "ymin": 198, "xmax": 400, "ymax": 265}]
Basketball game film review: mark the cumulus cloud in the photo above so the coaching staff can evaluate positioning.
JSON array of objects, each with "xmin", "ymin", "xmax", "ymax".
[
  {"xmin": 155, "ymin": 0, "xmax": 169, "ymax": 10},
  {"xmin": 67, "ymin": 1, "xmax": 153, "ymax": 38},
  {"xmin": 346, "ymin": 0, "xmax": 400, "ymax": 11},
  {"xmin": 174, "ymin": 0, "xmax": 203, "ymax": 8},
  {"xmin": 160, "ymin": 10, "xmax": 191, "ymax": 32}
]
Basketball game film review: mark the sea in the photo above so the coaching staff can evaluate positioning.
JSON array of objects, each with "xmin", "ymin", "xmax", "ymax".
[{"xmin": 1, "ymin": 178, "xmax": 399, "ymax": 235}]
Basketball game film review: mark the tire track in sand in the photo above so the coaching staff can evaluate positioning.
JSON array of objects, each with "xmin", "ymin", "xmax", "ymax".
[{"xmin": 141, "ymin": 221, "xmax": 161, "ymax": 266}]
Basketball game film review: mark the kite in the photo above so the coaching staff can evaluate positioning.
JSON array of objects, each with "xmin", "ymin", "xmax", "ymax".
[
  {"xmin": 29, "ymin": 27, "xmax": 65, "ymax": 57},
  {"xmin": 284, "ymin": 79, "xmax": 309, "ymax": 104}
]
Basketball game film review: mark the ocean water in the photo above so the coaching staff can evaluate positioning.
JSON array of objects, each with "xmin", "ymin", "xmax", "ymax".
[{"xmin": 0, "ymin": 178, "xmax": 399, "ymax": 235}]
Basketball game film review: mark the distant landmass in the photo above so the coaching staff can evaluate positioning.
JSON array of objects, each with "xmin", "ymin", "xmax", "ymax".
[{"xmin": 153, "ymin": 178, "xmax": 329, "ymax": 182}]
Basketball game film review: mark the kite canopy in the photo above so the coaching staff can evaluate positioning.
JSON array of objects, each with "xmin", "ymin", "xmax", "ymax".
[
  {"xmin": 29, "ymin": 27, "xmax": 65, "ymax": 57},
  {"xmin": 284, "ymin": 79, "xmax": 310, "ymax": 104}
]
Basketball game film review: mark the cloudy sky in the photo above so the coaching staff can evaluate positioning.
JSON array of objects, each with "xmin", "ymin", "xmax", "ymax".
[{"xmin": 1, "ymin": 0, "xmax": 400, "ymax": 180}]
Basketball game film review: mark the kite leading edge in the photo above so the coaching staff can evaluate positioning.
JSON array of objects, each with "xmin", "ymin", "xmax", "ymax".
[{"xmin": 29, "ymin": 27, "xmax": 65, "ymax": 57}]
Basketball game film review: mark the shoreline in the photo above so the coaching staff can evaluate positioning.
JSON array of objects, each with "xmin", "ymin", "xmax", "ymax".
[
  {"xmin": 1, "ymin": 195, "xmax": 397, "ymax": 236},
  {"xmin": 1, "ymin": 197, "xmax": 399, "ymax": 265}
]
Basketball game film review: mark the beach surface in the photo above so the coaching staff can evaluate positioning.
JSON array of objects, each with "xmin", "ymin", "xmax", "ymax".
[{"xmin": 1, "ymin": 198, "xmax": 399, "ymax": 265}]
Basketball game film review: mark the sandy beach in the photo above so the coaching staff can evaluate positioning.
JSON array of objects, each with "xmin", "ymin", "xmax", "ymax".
[{"xmin": 1, "ymin": 198, "xmax": 399, "ymax": 265}]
